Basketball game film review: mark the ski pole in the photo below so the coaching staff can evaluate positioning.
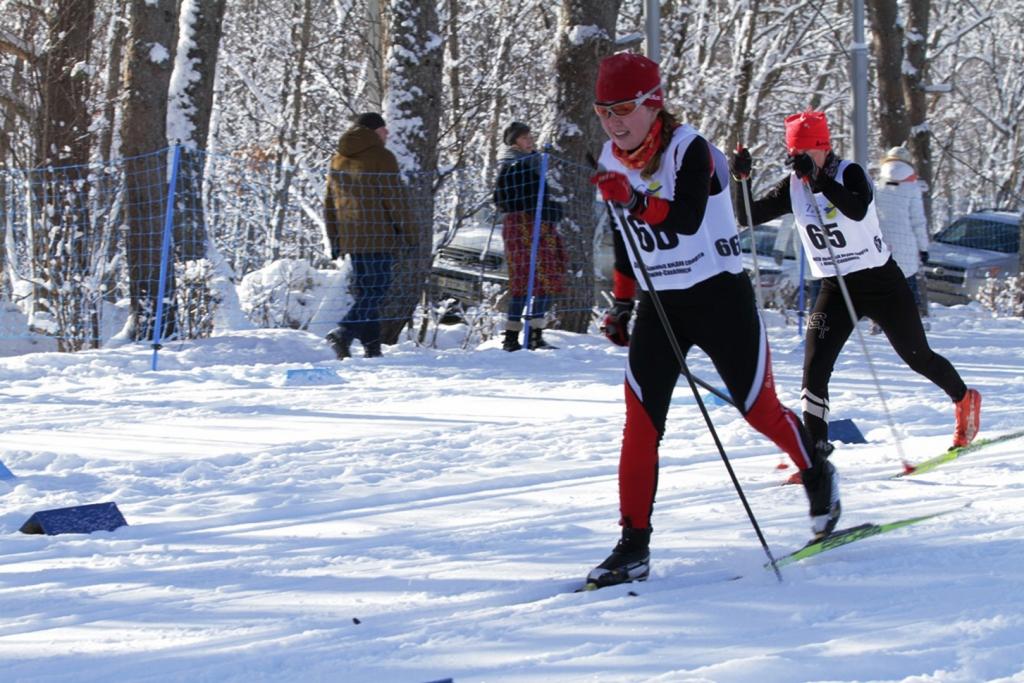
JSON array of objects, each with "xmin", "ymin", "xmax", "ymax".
[
  {"xmin": 800, "ymin": 178, "xmax": 910, "ymax": 470},
  {"xmin": 606, "ymin": 197, "xmax": 784, "ymax": 581},
  {"xmin": 738, "ymin": 175, "xmax": 765, "ymax": 309}
]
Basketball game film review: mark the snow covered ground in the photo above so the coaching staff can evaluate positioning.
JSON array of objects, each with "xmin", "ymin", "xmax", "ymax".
[{"xmin": 1, "ymin": 303, "xmax": 1023, "ymax": 683}]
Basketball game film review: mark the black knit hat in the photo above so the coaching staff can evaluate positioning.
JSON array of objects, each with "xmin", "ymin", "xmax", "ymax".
[
  {"xmin": 355, "ymin": 112, "xmax": 386, "ymax": 130},
  {"xmin": 503, "ymin": 121, "xmax": 531, "ymax": 146}
]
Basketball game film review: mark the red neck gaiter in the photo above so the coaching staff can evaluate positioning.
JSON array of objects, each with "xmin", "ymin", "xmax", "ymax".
[{"xmin": 612, "ymin": 117, "xmax": 664, "ymax": 171}]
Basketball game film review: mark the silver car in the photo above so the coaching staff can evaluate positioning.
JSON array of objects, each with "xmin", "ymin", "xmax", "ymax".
[{"xmin": 923, "ymin": 210, "xmax": 1021, "ymax": 306}]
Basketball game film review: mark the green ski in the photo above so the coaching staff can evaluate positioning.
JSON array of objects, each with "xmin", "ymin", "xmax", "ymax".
[
  {"xmin": 893, "ymin": 429, "xmax": 1024, "ymax": 478},
  {"xmin": 767, "ymin": 508, "xmax": 959, "ymax": 569}
]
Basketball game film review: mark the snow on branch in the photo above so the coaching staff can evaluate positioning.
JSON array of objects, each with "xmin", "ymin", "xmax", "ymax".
[{"xmin": 0, "ymin": 27, "xmax": 41, "ymax": 62}]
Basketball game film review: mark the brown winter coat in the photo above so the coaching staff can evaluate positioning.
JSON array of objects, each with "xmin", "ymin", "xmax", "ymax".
[{"xmin": 324, "ymin": 125, "xmax": 411, "ymax": 255}]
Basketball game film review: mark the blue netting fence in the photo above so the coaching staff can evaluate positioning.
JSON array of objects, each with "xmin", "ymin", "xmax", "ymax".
[
  {"xmin": 0, "ymin": 145, "xmax": 614, "ymax": 356},
  {"xmin": 13, "ymin": 142, "xmax": 970, "ymax": 357}
]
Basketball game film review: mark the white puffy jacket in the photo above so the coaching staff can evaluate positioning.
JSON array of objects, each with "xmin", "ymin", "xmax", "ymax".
[{"xmin": 874, "ymin": 173, "xmax": 929, "ymax": 278}]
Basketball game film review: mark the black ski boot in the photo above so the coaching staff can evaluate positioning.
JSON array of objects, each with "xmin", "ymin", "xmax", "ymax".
[
  {"xmin": 502, "ymin": 329, "xmax": 522, "ymax": 352},
  {"xmin": 325, "ymin": 326, "xmax": 353, "ymax": 360},
  {"xmin": 585, "ymin": 527, "xmax": 651, "ymax": 589},
  {"xmin": 802, "ymin": 441, "xmax": 841, "ymax": 541},
  {"xmin": 527, "ymin": 327, "xmax": 556, "ymax": 350}
]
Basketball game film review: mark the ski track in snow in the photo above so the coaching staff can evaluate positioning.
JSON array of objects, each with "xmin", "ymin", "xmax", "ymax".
[{"xmin": 1, "ymin": 305, "xmax": 1023, "ymax": 682}]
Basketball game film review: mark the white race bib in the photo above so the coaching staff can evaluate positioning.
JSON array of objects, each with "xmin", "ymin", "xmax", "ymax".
[
  {"xmin": 789, "ymin": 161, "xmax": 890, "ymax": 278},
  {"xmin": 599, "ymin": 126, "xmax": 744, "ymax": 291}
]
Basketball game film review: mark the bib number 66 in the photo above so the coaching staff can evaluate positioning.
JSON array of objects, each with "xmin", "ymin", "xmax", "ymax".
[{"xmin": 622, "ymin": 212, "xmax": 678, "ymax": 251}]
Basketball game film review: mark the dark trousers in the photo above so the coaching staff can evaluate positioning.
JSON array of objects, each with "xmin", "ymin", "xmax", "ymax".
[
  {"xmin": 618, "ymin": 272, "xmax": 812, "ymax": 529},
  {"xmin": 339, "ymin": 253, "xmax": 394, "ymax": 345},
  {"xmin": 507, "ymin": 294, "xmax": 549, "ymax": 322},
  {"xmin": 802, "ymin": 258, "xmax": 966, "ymax": 443}
]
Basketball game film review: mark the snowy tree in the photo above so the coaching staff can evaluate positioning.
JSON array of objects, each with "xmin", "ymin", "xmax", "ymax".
[
  {"xmin": 550, "ymin": 0, "xmax": 621, "ymax": 333},
  {"xmin": 379, "ymin": 0, "xmax": 443, "ymax": 344},
  {"xmin": 868, "ymin": 0, "xmax": 909, "ymax": 148},
  {"xmin": 0, "ymin": 0, "xmax": 1022, "ymax": 351},
  {"xmin": 169, "ymin": 0, "xmax": 227, "ymax": 262},
  {"xmin": 120, "ymin": 0, "xmax": 179, "ymax": 342},
  {"xmin": 902, "ymin": 0, "xmax": 933, "ymax": 219}
]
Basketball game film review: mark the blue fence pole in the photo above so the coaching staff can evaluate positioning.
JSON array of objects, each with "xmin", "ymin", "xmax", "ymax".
[
  {"xmin": 522, "ymin": 152, "xmax": 549, "ymax": 343},
  {"xmin": 151, "ymin": 145, "xmax": 182, "ymax": 371}
]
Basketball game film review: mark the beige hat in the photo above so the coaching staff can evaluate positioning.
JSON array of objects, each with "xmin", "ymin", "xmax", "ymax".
[{"xmin": 881, "ymin": 146, "xmax": 913, "ymax": 165}]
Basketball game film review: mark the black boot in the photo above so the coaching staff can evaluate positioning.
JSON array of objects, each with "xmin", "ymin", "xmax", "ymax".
[
  {"xmin": 527, "ymin": 327, "xmax": 556, "ymax": 350},
  {"xmin": 502, "ymin": 329, "xmax": 522, "ymax": 352},
  {"xmin": 325, "ymin": 326, "xmax": 353, "ymax": 359},
  {"xmin": 802, "ymin": 441, "xmax": 841, "ymax": 540},
  {"xmin": 586, "ymin": 527, "xmax": 651, "ymax": 588},
  {"xmin": 363, "ymin": 341, "xmax": 382, "ymax": 358}
]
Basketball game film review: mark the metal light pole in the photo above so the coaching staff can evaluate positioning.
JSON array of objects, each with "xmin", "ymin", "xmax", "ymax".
[
  {"xmin": 851, "ymin": 0, "xmax": 869, "ymax": 166},
  {"xmin": 645, "ymin": 0, "xmax": 660, "ymax": 62}
]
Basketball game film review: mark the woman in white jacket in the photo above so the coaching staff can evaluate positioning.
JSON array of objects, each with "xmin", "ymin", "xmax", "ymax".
[{"xmin": 873, "ymin": 146, "xmax": 930, "ymax": 312}]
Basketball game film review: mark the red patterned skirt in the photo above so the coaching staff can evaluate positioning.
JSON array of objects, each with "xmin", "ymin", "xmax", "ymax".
[{"xmin": 502, "ymin": 212, "xmax": 567, "ymax": 297}]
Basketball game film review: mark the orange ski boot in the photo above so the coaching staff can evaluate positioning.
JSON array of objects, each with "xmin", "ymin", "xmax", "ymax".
[{"xmin": 952, "ymin": 388, "xmax": 982, "ymax": 448}]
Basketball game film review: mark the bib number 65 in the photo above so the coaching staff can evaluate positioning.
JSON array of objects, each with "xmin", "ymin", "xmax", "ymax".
[{"xmin": 806, "ymin": 222, "xmax": 847, "ymax": 250}]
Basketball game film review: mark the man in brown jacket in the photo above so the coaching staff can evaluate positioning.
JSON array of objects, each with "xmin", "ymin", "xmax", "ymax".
[{"xmin": 324, "ymin": 112, "xmax": 407, "ymax": 358}]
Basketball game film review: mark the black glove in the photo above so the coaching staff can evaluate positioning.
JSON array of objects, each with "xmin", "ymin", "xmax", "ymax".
[
  {"xmin": 920, "ymin": 250, "xmax": 929, "ymax": 264},
  {"xmin": 787, "ymin": 153, "xmax": 817, "ymax": 184},
  {"xmin": 601, "ymin": 298, "xmax": 634, "ymax": 346},
  {"xmin": 820, "ymin": 152, "xmax": 840, "ymax": 182},
  {"xmin": 730, "ymin": 145, "xmax": 752, "ymax": 181}
]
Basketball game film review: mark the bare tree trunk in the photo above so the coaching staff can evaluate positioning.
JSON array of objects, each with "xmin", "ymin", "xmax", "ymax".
[
  {"xmin": 364, "ymin": 0, "xmax": 384, "ymax": 110},
  {"xmin": 903, "ymin": 0, "xmax": 933, "ymax": 225},
  {"xmin": 90, "ymin": 0, "xmax": 129, "ymax": 319},
  {"xmin": 379, "ymin": 0, "xmax": 443, "ymax": 345},
  {"xmin": 485, "ymin": 1, "xmax": 515, "ymax": 175},
  {"xmin": 867, "ymin": 0, "xmax": 909, "ymax": 149},
  {"xmin": 121, "ymin": 0, "xmax": 178, "ymax": 342},
  {"xmin": 809, "ymin": 0, "xmax": 847, "ymax": 113},
  {"xmin": 99, "ymin": 0, "xmax": 128, "ymax": 165},
  {"xmin": 33, "ymin": 0, "xmax": 96, "ymax": 351},
  {"xmin": 270, "ymin": 0, "xmax": 310, "ymax": 262},
  {"xmin": 550, "ymin": 0, "xmax": 621, "ymax": 333},
  {"xmin": 725, "ymin": 0, "xmax": 760, "ymax": 152}
]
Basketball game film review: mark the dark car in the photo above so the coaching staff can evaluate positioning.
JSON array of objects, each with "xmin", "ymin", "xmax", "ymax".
[{"xmin": 923, "ymin": 210, "xmax": 1021, "ymax": 305}]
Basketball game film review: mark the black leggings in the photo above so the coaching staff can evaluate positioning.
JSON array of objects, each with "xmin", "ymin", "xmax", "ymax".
[
  {"xmin": 619, "ymin": 272, "xmax": 812, "ymax": 529},
  {"xmin": 802, "ymin": 258, "xmax": 966, "ymax": 443}
]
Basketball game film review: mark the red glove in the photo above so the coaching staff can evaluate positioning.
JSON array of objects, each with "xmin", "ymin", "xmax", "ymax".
[
  {"xmin": 592, "ymin": 171, "xmax": 669, "ymax": 225},
  {"xmin": 591, "ymin": 171, "xmax": 637, "ymax": 208},
  {"xmin": 602, "ymin": 299, "xmax": 634, "ymax": 346}
]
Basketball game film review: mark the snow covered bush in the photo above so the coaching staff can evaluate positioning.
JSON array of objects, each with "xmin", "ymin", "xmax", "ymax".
[
  {"xmin": 975, "ymin": 274, "xmax": 1024, "ymax": 317},
  {"xmin": 174, "ymin": 259, "xmax": 218, "ymax": 339},
  {"xmin": 238, "ymin": 259, "xmax": 321, "ymax": 330}
]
